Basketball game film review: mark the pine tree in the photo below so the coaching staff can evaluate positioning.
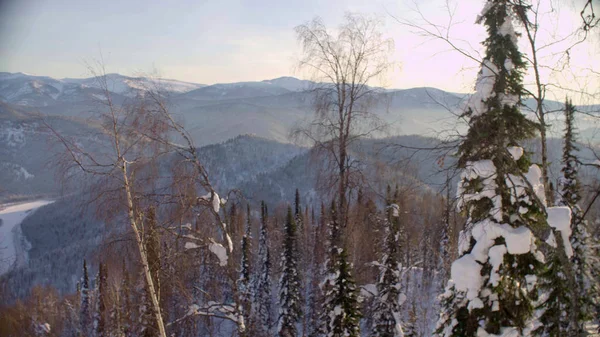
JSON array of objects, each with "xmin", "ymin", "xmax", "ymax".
[
  {"xmin": 80, "ymin": 259, "xmax": 91, "ymax": 337},
  {"xmin": 278, "ymin": 206, "xmax": 303, "ymax": 337},
  {"xmin": 321, "ymin": 202, "xmax": 361, "ymax": 337},
  {"xmin": 371, "ymin": 204, "xmax": 404, "ymax": 337},
  {"xmin": 254, "ymin": 201, "xmax": 273, "ymax": 334},
  {"xmin": 238, "ymin": 204, "xmax": 253, "ymax": 331},
  {"xmin": 93, "ymin": 263, "xmax": 107, "ymax": 337},
  {"xmin": 557, "ymin": 97, "xmax": 595, "ymax": 334},
  {"xmin": 435, "ymin": 1, "xmax": 555, "ymax": 336}
]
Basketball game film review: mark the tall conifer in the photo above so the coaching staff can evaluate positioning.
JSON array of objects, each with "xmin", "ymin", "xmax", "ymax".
[
  {"xmin": 278, "ymin": 206, "xmax": 303, "ymax": 337},
  {"xmin": 435, "ymin": 1, "xmax": 555, "ymax": 336},
  {"xmin": 321, "ymin": 202, "xmax": 361, "ymax": 337}
]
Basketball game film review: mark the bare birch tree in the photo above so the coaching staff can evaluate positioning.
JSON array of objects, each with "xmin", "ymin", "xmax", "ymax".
[
  {"xmin": 293, "ymin": 13, "xmax": 394, "ymax": 228},
  {"xmin": 47, "ymin": 63, "xmax": 244, "ymax": 336}
]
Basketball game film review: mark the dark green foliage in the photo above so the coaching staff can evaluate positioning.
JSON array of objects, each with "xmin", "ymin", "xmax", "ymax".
[
  {"xmin": 371, "ymin": 207, "xmax": 404, "ymax": 337},
  {"xmin": 278, "ymin": 206, "xmax": 303, "ymax": 337},
  {"xmin": 435, "ymin": 1, "xmax": 551, "ymax": 336},
  {"xmin": 321, "ymin": 203, "xmax": 361, "ymax": 337},
  {"xmin": 80, "ymin": 259, "xmax": 90, "ymax": 337},
  {"xmin": 555, "ymin": 97, "xmax": 596, "ymax": 334},
  {"xmin": 255, "ymin": 201, "xmax": 273, "ymax": 333},
  {"xmin": 238, "ymin": 204, "xmax": 252, "ymax": 325},
  {"xmin": 559, "ymin": 98, "xmax": 580, "ymax": 207}
]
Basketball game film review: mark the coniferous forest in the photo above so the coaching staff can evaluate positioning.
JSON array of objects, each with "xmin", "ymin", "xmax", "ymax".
[{"xmin": 1, "ymin": 1, "xmax": 600, "ymax": 337}]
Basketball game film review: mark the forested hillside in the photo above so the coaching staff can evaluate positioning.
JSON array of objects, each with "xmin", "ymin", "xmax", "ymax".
[{"xmin": 1, "ymin": 1, "xmax": 600, "ymax": 337}]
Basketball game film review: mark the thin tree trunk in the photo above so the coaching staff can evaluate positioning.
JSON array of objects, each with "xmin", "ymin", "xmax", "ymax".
[
  {"xmin": 121, "ymin": 161, "xmax": 167, "ymax": 337},
  {"xmin": 555, "ymin": 231, "xmax": 580, "ymax": 336}
]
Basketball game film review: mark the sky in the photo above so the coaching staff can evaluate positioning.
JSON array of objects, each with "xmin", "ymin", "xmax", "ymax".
[{"xmin": 0, "ymin": 0, "xmax": 598, "ymax": 101}]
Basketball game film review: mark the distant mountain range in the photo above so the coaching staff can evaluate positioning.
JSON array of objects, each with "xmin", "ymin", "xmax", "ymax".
[
  {"xmin": 2, "ymin": 72, "xmax": 598, "ymax": 145},
  {"xmin": 1, "ymin": 72, "xmax": 598, "ymax": 198}
]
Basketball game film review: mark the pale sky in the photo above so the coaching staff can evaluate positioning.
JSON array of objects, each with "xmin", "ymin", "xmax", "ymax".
[{"xmin": 0, "ymin": 0, "xmax": 598, "ymax": 101}]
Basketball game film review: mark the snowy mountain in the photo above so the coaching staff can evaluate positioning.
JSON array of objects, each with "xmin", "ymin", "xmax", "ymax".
[
  {"xmin": 262, "ymin": 76, "xmax": 315, "ymax": 91},
  {"xmin": 3, "ymin": 72, "xmax": 598, "ymax": 147},
  {"xmin": 0, "ymin": 72, "xmax": 204, "ymax": 107},
  {"xmin": 62, "ymin": 73, "xmax": 205, "ymax": 96},
  {"xmin": 181, "ymin": 81, "xmax": 292, "ymax": 101}
]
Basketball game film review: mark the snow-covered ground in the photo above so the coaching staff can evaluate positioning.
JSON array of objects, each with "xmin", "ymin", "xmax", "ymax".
[{"xmin": 0, "ymin": 200, "xmax": 53, "ymax": 275}]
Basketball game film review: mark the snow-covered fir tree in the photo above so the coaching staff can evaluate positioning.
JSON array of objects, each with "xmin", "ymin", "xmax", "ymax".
[
  {"xmin": 238, "ymin": 204, "xmax": 253, "ymax": 330},
  {"xmin": 371, "ymin": 202, "xmax": 405, "ymax": 337},
  {"xmin": 321, "ymin": 202, "xmax": 361, "ymax": 337},
  {"xmin": 93, "ymin": 263, "xmax": 107, "ymax": 337},
  {"xmin": 557, "ymin": 98, "xmax": 596, "ymax": 333},
  {"xmin": 278, "ymin": 206, "xmax": 303, "ymax": 337},
  {"xmin": 80, "ymin": 259, "xmax": 91, "ymax": 337},
  {"xmin": 435, "ymin": 1, "xmax": 559, "ymax": 336},
  {"xmin": 254, "ymin": 201, "xmax": 273, "ymax": 334}
]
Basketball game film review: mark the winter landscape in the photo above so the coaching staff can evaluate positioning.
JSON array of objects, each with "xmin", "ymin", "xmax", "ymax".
[{"xmin": 1, "ymin": 0, "xmax": 600, "ymax": 336}]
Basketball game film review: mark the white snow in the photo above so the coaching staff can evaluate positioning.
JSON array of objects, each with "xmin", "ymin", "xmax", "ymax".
[
  {"xmin": 507, "ymin": 146, "xmax": 523, "ymax": 161},
  {"xmin": 212, "ymin": 192, "xmax": 220, "ymax": 214},
  {"xmin": 0, "ymin": 200, "xmax": 54, "ymax": 275},
  {"xmin": 451, "ymin": 254, "xmax": 482, "ymax": 302},
  {"xmin": 209, "ymin": 242, "xmax": 228, "ymax": 266},
  {"xmin": 524, "ymin": 165, "xmax": 546, "ymax": 206},
  {"xmin": 390, "ymin": 203, "xmax": 400, "ymax": 217},
  {"xmin": 498, "ymin": 15, "xmax": 519, "ymax": 45},
  {"xmin": 470, "ymin": 220, "xmax": 533, "ymax": 260},
  {"xmin": 360, "ymin": 283, "xmax": 378, "ymax": 297},
  {"xmin": 468, "ymin": 60, "xmax": 498, "ymax": 116},
  {"xmin": 184, "ymin": 242, "xmax": 200, "ymax": 250},
  {"xmin": 547, "ymin": 206, "xmax": 573, "ymax": 257},
  {"xmin": 545, "ymin": 231, "xmax": 557, "ymax": 248},
  {"xmin": 458, "ymin": 160, "xmax": 502, "ymax": 222},
  {"xmin": 488, "ymin": 245, "xmax": 507, "ymax": 286}
]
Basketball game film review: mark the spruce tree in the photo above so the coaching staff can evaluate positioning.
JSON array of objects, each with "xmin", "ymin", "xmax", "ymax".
[
  {"xmin": 321, "ymin": 202, "xmax": 361, "ymax": 337},
  {"xmin": 254, "ymin": 201, "xmax": 273, "ymax": 334},
  {"xmin": 557, "ymin": 98, "xmax": 595, "ymax": 333},
  {"xmin": 238, "ymin": 204, "xmax": 253, "ymax": 331},
  {"xmin": 371, "ymin": 204, "xmax": 404, "ymax": 337},
  {"xmin": 278, "ymin": 206, "xmax": 303, "ymax": 337},
  {"xmin": 93, "ymin": 263, "xmax": 107, "ymax": 337},
  {"xmin": 80, "ymin": 259, "xmax": 91, "ymax": 337},
  {"xmin": 435, "ymin": 1, "xmax": 555, "ymax": 336}
]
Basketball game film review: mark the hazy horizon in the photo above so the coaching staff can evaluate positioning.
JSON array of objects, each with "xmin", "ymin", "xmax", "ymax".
[{"xmin": 1, "ymin": 0, "xmax": 598, "ymax": 102}]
